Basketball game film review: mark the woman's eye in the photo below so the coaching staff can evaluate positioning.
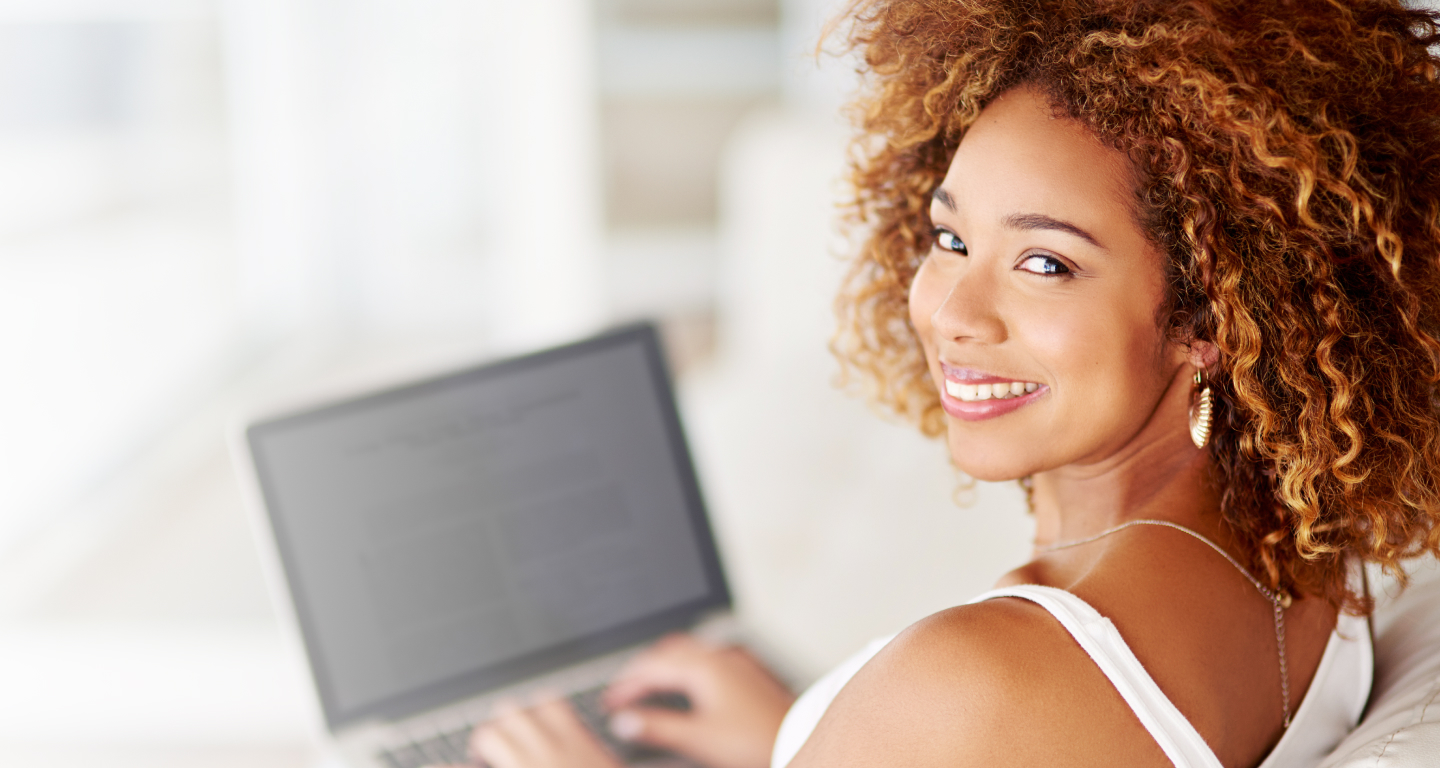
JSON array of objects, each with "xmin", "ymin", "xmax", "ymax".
[
  {"xmin": 1018, "ymin": 253, "xmax": 1071, "ymax": 276},
  {"xmin": 932, "ymin": 228, "xmax": 968, "ymax": 255}
]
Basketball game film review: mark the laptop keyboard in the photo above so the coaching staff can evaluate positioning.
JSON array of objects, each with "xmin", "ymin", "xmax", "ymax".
[{"xmin": 377, "ymin": 687, "xmax": 690, "ymax": 767}]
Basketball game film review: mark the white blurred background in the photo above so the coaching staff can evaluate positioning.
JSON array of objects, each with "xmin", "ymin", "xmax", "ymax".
[{"xmin": 0, "ymin": 0, "xmax": 1032, "ymax": 765}]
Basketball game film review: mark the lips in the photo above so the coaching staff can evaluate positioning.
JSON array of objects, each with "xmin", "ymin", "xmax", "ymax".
[{"xmin": 939, "ymin": 365, "xmax": 1048, "ymax": 421}]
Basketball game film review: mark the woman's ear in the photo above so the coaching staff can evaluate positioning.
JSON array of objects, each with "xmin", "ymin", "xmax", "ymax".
[{"xmin": 1186, "ymin": 340, "xmax": 1219, "ymax": 372}]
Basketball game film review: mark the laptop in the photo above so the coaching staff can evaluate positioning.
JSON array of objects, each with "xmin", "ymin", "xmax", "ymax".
[{"xmin": 232, "ymin": 323, "xmax": 732, "ymax": 767}]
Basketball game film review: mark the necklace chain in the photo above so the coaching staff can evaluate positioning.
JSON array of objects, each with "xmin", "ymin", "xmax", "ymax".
[{"xmin": 1042, "ymin": 518, "xmax": 1293, "ymax": 729}]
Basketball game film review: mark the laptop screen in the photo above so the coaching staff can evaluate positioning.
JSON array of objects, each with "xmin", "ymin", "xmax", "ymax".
[{"xmin": 246, "ymin": 324, "xmax": 730, "ymax": 729}]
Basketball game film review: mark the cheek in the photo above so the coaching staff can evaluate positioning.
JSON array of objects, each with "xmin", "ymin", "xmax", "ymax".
[
  {"xmin": 1010, "ymin": 297, "xmax": 1087, "ymax": 372},
  {"xmin": 1019, "ymin": 288, "xmax": 1172, "ymax": 440},
  {"xmin": 908, "ymin": 258, "xmax": 943, "ymax": 343}
]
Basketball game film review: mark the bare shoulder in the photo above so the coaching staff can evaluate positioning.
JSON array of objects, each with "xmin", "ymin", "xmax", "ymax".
[{"xmin": 786, "ymin": 599, "xmax": 1169, "ymax": 768}]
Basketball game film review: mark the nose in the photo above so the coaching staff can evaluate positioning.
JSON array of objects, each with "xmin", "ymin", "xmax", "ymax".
[{"xmin": 927, "ymin": 258, "xmax": 1007, "ymax": 345}]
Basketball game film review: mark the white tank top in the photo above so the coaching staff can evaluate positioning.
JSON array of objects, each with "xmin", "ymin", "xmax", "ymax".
[{"xmin": 771, "ymin": 585, "xmax": 1372, "ymax": 768}]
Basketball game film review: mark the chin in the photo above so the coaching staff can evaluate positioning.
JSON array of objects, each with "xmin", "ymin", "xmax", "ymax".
[{"xmin": 948, "ymin": 448, "xmax": 1034, "ymax": 483}]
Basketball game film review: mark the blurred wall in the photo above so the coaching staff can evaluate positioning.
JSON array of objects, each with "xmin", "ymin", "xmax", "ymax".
[
  {"xmin": 0, "ymin": 1, "xmax": 239, "ymax": 555},
  {"xmin": 223, "ymin": 0, "xmax": 607, "ymax": 350}
]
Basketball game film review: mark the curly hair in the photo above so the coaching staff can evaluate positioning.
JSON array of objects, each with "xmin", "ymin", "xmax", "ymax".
[{"xmin": 833, "ymin": 0, "xmax": 1440, "ymax": 611}]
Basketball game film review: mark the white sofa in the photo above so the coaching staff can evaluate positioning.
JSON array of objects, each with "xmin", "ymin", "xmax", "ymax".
[{"xmin": 1320, "ymin": 574, "xmax": 1440, "ymax": 766}]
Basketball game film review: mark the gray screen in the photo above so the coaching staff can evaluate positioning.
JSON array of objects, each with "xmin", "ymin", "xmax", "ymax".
[{"xmin": 249, "ymin": 332, "xmax": 717, "ymax": 723}]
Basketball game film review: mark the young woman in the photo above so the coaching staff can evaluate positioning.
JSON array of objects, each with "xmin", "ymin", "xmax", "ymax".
[{"xmin": 443, "ymin": 1, "xmax": 1440, "ymax": 766}]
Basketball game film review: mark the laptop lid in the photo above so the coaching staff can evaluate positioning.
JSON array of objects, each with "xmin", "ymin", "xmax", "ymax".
[{"xmin": 242, "ymin": 323, "xmax": 731, "ymax": 731}]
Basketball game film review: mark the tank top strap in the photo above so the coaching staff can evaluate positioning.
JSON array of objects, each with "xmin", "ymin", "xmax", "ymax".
[{"xmin": 967, "ymin": 584, "xmax": 1224, "ymax": 768}]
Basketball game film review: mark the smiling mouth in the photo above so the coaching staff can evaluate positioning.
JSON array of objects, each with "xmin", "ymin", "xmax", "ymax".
[
  {"xmin": 944, "ymin": 379, "xmax": 1040, "ymax": 402},
  {"xmin": 937, "ymin": 366, "xmax": 1048, "ymax": 421}
]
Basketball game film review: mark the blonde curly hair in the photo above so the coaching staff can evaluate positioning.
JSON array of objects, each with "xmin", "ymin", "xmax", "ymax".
[{"xmin": 833, "ymin": 0, "xmax": 1440, "ymax": 611}]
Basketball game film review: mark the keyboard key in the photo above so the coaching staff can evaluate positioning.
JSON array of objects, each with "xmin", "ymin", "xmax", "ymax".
[
  {"xmin": 443, "ymin": 727, "xmax": 472, "ymax": 760},
  {"xmin": 416, "ymin": 731, "xmax": 463, "ymax": 764},
  {"xmin": 376, "ymin": 751, "xmax": 407, "ymax": 768},
  {"xmin": 380, "ymin": 744, "xmax": 429, "ymax": 768}
]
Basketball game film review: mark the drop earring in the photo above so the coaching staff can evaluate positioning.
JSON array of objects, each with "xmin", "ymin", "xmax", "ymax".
[{"xmin": 1190, "ymin": 371, "xmax": 1213, "ymax": 449}]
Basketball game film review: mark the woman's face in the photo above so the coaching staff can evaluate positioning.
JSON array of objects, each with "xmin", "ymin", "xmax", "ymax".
[{"xmin": 911, "ymin": 86, "xmax": 1188, "ymax": 481}]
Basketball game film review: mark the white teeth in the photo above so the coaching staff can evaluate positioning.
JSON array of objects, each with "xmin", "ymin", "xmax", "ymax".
[{"xmin": 947, "ymin": 380, "xmax": 1042, "ymax": 402}]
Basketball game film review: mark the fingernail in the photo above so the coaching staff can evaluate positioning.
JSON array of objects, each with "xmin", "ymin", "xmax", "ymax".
[{"xmin": 610, "ymin": 710, "xmax": 643, "ymax": 740}]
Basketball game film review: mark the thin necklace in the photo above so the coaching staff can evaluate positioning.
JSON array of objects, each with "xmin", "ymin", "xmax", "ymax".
[{"xmin": 1041, "ymin": 518, "xmax": 1293, "ymax": 729}]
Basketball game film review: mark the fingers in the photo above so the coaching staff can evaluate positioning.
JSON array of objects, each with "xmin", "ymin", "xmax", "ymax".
[
  {"xmin": 494, "ymin": 700, "xmax": 552, "ymax": 753},
  {"xmin": 473, "ymin": 724, "xmax": 525, "ymax": 768},
  {"xmin": 607, "ymin": 706, "xmax": 700, "ymax": 753},
  {"xmin": 604, "ymin": 634, "xmax": 715, "ymax": 708},
  {"xmin": 472, "ymin": 701, "xmax": 534, "ymax": 767},
  {"xmin": 532, "ymin": 695, "xmax": 593, "ymax": 739},
  {"xmin": 470, "ymin": 694, "xmax": 624, "ymax": 768}
]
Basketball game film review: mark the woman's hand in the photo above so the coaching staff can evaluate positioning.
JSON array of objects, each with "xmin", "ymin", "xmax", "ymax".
[
  {"xmin": 426, "ymin": 634, "xmax": 793, "ymax": 768},
  {"xmin": 445, "ymin": 696, "xmax": 625, "ymax": 768},
  {"xmin": 603, "ymin": 634, "xmax": 795, "ymax": 768}
]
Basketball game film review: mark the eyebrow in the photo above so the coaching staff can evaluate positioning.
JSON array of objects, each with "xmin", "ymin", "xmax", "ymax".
[
  {"xmin": 930, "ymin": 187, "xmax": 1103, "ymax": 249},
  {"xmin": 1003, "ymin": 212, "xmax": 1103, "ymax": 248}
]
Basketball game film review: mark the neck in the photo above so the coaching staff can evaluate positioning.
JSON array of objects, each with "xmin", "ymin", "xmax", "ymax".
[{"xmin": 1029, "ymin": 413, "xmax": 1224, "ymax": 556}]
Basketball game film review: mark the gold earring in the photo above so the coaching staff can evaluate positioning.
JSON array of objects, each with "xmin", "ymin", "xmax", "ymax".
[{"xmin": 1189, "ymin": 371, "xmax": 1213, "ymax": 449}]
